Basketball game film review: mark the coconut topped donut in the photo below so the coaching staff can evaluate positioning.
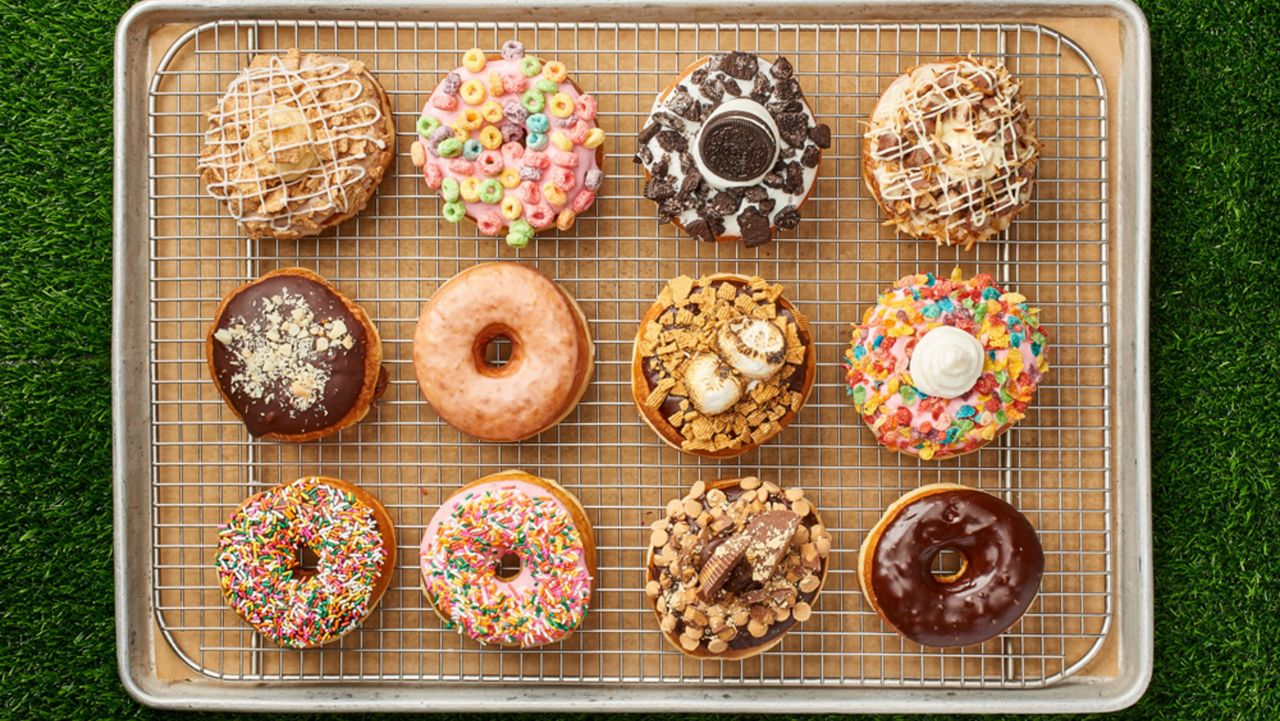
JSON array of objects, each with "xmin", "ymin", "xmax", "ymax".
[
  {"xmin": 198, "ymin": 50, "xmax": 395, "ymax": 239},
  {"xmin": 637, "ymin": 52, "xmax": 831, "ymax": 246},
  {"xmin": 864, "ymin": 57, "xmax": 1039, "ymax": 249},
  {"xmin": 411, "ymin": 41, "xmax": 606, "ymax": 248},
  {"xmin": 843, "ymin": 270, "xmax": 1048, "ymax": 460}
]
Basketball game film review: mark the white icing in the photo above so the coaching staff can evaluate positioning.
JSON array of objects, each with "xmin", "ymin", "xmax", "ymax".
[
  {"xmin": 693, "ymin": 98, "xmax": 781, "ymax": 189},
  {"xmin": 909, "ymin": 325, "xmax": 985, "ymax": 399}
]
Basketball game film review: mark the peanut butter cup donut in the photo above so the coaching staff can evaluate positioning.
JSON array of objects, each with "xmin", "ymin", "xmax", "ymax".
[
  {"xmin": 858, "ymin": 483, "xmax": 1044, "ymax": 647},
  {"xmin": 206, "ymin": 268, "xmax": 387, "ymax": 442},
  {"xmin": 864, "ymin": 57, "xmax": 1039, "ymax": 249},
  {"xmin": 637, "ymin": 52, "xmax": 831, "ymax": 246},
  {"xmin": 645, "ymin": 477, "xmax": 830, "ymax": 660},
  {"xmin": 198, "ymin": 49, "xmax": 395, "ymax": 239},
  {"xmin": 413, "ymin": 262, "xmax": 594, "ymax": 442},
  {"xmin": 631, "ymin": 274, "xmax": 816, "ymax": 458}
]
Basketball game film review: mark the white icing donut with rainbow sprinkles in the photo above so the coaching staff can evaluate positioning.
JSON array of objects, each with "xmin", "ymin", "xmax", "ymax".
[{"xmin": 411, "ymin": 41, "xmax": 606, "ymax": 248}]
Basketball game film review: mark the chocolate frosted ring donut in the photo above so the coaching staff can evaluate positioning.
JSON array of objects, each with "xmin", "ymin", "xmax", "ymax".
[{"xmin": 858, "ymin": 483, "xmax": 1044, "ymax": 647}]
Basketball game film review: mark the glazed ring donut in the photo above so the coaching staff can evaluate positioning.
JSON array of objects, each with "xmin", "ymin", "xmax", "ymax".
[
  {"xmin": 197, "ymin": 49, "xmax": 395, "ymax": 240},
  {"xmin": 207, "ymin": 267, "xmax": 388, "ymax": 442},
  {"xmin": 858, "ymin": 483, "xmax": 1044, "ymax": 647},
  {"xmin": 215, "ymin": 476, "xmax": 396, "ymax": 649},
  {"xmin": 410, "ymin": 39, "xmax": 606, "ymax": 248},
  {"xmin": 843, "ymin": 270, "xmax": 1048, "ymax": 460},
  {"xmin": 637, "ymin": 52, "xmax": 831, "ymax": 247},
  {"xmin": 413, "ymin": 262, "xmax": 594, "ymax": 442},
  {"xmin": 863, "ymin": 57, "xmax": 1040, "ymax": 249},
  {"xmin": 420, "ymin": 470, "xmax": 596, "ymax": 648}
]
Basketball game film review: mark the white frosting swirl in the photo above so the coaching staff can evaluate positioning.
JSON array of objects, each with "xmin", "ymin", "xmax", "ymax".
[{"xmin": 909, "ymin": 325, "xmax": 985, "ymax": 398}]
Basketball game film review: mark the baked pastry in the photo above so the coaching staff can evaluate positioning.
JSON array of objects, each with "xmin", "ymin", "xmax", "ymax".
[
  {"xmin": 411, "ymin": 40, "xmax": 606, "ymax": 247},
  {"xmin": 863, "ymin": 57, "xmax": 1039, "ymax": 248},
  {"xmin": 631, "ymin": 274, "xmax": 815, "ymax": 458},
  {"xmin": 636, "ymin": 51, "xmax": 830, "ymax": 246},
  {"xmin": 206, "ymin": 267, "xmax": 387, "ymax": 442},
  {"xmin": 198, "ymin": 49, "xmax": 395, "ymax": 239},
  {"xmin": 420, "ymin": 470, "xmax": 595, "ymax": 648},
  {"xmin": 858, "ymin": 483, "xmax": 1044, "ymax": 647},
  {"xmin": 413, "ymin": 262, "xmax": 594, "ymax": 442},
  {"xmin": 843, "ymin": 270, "xmax": 1048, "ymax": 460},
  {"xmin": 215, "ymin": 476, "xmax": 395, "ymax": 648},
  {"xmin": 645, "ymin": 477, "xmax": 830, "ymax": 659}
]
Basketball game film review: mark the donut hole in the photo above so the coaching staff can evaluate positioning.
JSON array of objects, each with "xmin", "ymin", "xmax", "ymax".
[
  {"xmin": 471, "ymin": 324, "xmax": 522, "ymax": 374},
  {"xmin": 929, "ymin": 548, "xmax": 968, "ymax": 584},
  {"xmin": 482, "ymin": 335, "xmax": 513, "ymax": 368},
  {"xmin": 495, "ymin": 551, "xmax": 523, "ymax": 581},
  {"xmin": 294, "ymin": 544, "xmax": 322, "ymax": 578}
]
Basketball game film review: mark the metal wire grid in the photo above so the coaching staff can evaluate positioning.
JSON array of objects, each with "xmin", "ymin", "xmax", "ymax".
[{"xmin": 146, "ymin": 19, "xmax": 1111, "ymax": 689}]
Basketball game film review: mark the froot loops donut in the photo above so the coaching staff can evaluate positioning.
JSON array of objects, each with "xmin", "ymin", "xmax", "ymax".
[
  {"xmin": 843, "ymin": 269, "xmax": 1048, "ymax": 460},
  {"xmin": 420, "ymin": 470, "xmax": 596, "ymax": 648},
  {"xmin": 411, "ymin": 40, "xmax": 606, "ymax": 247},
  {"xmin": 215, "ymin": 476, "xmax": 396, "ymax": 649}
]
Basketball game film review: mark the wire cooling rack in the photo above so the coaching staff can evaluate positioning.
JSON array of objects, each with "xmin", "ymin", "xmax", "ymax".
[{"xmin": 145, "ymin": 19, "xmax": 1110, "ymax": 689}]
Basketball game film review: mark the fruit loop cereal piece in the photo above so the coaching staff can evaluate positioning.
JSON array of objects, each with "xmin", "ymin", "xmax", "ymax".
[
  {"xmin": 412, "ymin": 41, "xmax": 605, "ymax": 245},
  {"xmin": 843, "ymin": 269, "xmax": 1049, "ymax": 460}
]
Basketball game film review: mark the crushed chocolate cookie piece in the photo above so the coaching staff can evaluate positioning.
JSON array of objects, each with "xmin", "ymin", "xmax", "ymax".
[
  {"xmin": 634, "ymin": 145, "xmax": 653, "ymax": 166},
  {"xmin": 755, "ymin": 197, "xmax": 777, "ymax": 216},
  {"xmin": 776, "ymin": 112, "xmax": 810, "ymax": 147},
  {"xmin": 690, "ymin": 66, "xmax": 709, "ymax": 85},
  {"xmin": 679, "ymin": 170, "xmax": 704, "ymax": 197},
  {"xmin": 666, "ymin": 87, "xmax": 700, "ymax": 121},
  {"xmin": 767, "ymin": 98, "xmax": 804, "ymax": 116},
  {"xmin": 686, "ymin": 218, "xmax": 717, "ymax": 243},
  {"xmin": 678, "ymin": 151, "xmax": 697, "ymax": 174},
  {"xmin": 739, "ymin": 207, "xmax": 772, "ymax": 247},
  {"xmin": 699, "ymin": 76, "xmax": 724, "ymax": 103},
  {"xmin": 775, "ymin": 77, "xmax": 801, "ymax": 100},
  {"xmin": 651, "ymin": 111, "xmax": 686, "ymax": 130},
  {"xmin": 771, "ymin": 56, "xmax": 794, "ymax": 79},
  {"xmin": 652, "ymin": 156, "xmax": 670, "ymax": 178},
  {"xmin": 774, "ymin": 205, "xmax": 801, "ymax": 230},
  {"xmin": 762, "ymin": 171, "xmax": 785, "ymax": 189},
  {"xmin": 711, "ymin": 190, "xmax": 742, "ymax": 216},
  {"xmin": 750, "ymin": 73, "xmax": 773, "ymax": 104},
  {"xmin": 809, "ymin": 123, "xmax": 832, "ymax": 149},
  {"xmin": 782, "ymin": 163, "xmax": 806, "ymax": 195},
  {"xmin": 644, "ymin": 176, "xmax": 676, "ymax": 202},
  {"xmin": 719, "ymin": 51, "xmax": 759, "ymax": 80},
  {"xmin": 801, "ymin": 144, "xmax": 821, "ymax": 168},
  {"xmin": 655, "ymin": 130, "xmax": 688, "ymax": 153},
  {"xmin": 743, "ymin": 185, "xmax": 769, "ymax": 203},
  {"xmin": 638, "ymin": 122, "xmax": 662, "ymax": 146},
  {"xmin": 722, "ymin": 78, "xmax": 742, "ymax": 97}
]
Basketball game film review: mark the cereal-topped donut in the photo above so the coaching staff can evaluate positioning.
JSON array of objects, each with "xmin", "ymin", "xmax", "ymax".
[
  {"xmin": 420, "ymin": 470, "xmax": 595, "ymax": 648},
  {"xmin": 864, "ymin": 57, "xmax": 1040, "ymax": 249},
  {"xmin": 410, "ymin": 40, "xmax": 606, "ymax": 248},
  {"xmin": 215, "ymin": 476, "xmax": 396, "ymax": 649},
  {"xmin": 198, "ymin": 49, "xmax": 395, "ymax": 239},
  {"xmin": 637, "ymin": 52, "xmax": 831, "ymax": 247},
  {"xmin": 843, "ymin": 270, "xmax": 1049, "ymax": 460}
]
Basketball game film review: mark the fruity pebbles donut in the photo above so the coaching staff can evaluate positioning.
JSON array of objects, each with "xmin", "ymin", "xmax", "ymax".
[
  {"xmin": 843, "ymin": 270, "xmax": 1048, "ymax": 460},
  {"xmin": 420, "ymin": 470, "xmax": 596, "ymax": 648},
  {"xmin": 410, "ymin": 40, "xmax": 606, "ymax": 248},
  {"xmin": 215, "ymin": 476, "xmax": 396, "ymax": 649}
]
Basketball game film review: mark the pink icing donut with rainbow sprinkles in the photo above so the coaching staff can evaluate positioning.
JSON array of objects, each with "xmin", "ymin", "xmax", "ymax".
[
  {"xmin": 410, "ymin": 40, "xmax": 606, "ymax": 248},
  {"xmin": 843, "ymin": 270, "xmax": 1049, "ymax": 460},
  {"xmin": 420, "ymin": 470, "xmax": 596, "ymax": 648}
]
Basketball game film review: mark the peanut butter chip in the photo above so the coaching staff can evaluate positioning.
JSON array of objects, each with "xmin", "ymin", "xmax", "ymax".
[
  {"xmin": 645, "ymin": 580, "xmax": 661, "ymax": 598},
  {"xmin": 679, "ymin": 634, "xmax": 701, "ymax": 651},
  {"xmin": 791, "ymin": 499, "xmax": 812, "ymax": 519},
  {"xmin": 707, "ymin": 638, "xmax": 728, "ymax": 654},
  {"xmin": 793, "ymin": 601, "xmax": 813, "ymax": 622},
  {"xmin": 740, "ymin": 476, "xmax": 762, "ymax": 490}
]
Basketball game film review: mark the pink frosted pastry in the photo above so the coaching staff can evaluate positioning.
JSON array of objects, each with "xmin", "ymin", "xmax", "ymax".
[
  {"xmin": 410, "ymin": 41, "xmax": 606, "ymax": 247},
  {"xmin": 420, "ymin": 470, "xmax": 596, "ymax": 648}
]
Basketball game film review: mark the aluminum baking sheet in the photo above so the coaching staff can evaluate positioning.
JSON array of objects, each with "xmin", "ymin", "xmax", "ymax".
[{"xmin": 113, "ymin": 0, "xmax": 1151, "ymax": 713}]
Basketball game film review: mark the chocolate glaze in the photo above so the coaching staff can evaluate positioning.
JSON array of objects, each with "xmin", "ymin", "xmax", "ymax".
[
  {"xmin": 870, "ymin": 489, "xmax": 1043, "ymax": 647},
  {"xmin": 210, "ymin": 274, "xmax": 370, "ymax": 437},
  {"xmin": 697, "ymin": 110, "xmax": 777, "ymax": 182}
]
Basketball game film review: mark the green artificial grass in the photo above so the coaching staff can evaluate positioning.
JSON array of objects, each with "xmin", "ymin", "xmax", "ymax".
[{"xmin": 0, "ymin": 0, "xmax": 1277, "ymax": 719}]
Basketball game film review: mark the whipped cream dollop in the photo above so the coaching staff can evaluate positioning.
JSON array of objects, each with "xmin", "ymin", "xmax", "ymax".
[{"xmin": 909, "ymin": 325, "xmax": 985, "ymax": 398}]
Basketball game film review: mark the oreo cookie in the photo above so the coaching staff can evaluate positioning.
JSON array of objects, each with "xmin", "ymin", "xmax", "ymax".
[
  {"xmin": 739, "ymin": 207, "xmax": 772, "ymax": 247},
  {"xmin": 719, "ymin": 51, "xmax": 759, "ymax": 80},
  {"xmin": 696, "ymin": 109, "xmax": 778, "ymax": 183}
]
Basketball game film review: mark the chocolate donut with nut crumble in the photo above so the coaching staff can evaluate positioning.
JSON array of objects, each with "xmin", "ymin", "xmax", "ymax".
[
  {"xmin": 645, "ymin": 477, "xmax": 830, "ymax": 660},
  {"xmin": 206, "ymin": 268, "xmax": 386, "ymax": 442}
]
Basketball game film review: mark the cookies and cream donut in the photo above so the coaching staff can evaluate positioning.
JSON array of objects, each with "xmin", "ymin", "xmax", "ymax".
[
  {"xmin": 844, "ymin": 270, "xmax": 1048, "ymax": 460},
  {"xmin": 411, "ymin": 40, "xmax": 606, "ymax": 248},
  {"xmin": 637, "ymin": 52, "xmax": 831, "ymax": 246},
  {"xmin": 198, "ymin": 49, "xmax": 395, "ymax": 239},
  {"xmin": 215, "ymin": 476, "xmax": 395, "ymax": 649},
  {"xmin": 421, "ymin": 470, "xmax": 595, "ymax": 648},
  {"xmin": 645, "ymin": 477, "xmax": 830, "ymax": 660},
  {"xmin": 413, "ymin": 262, "xmax": 594, "ymax": 442},
  {"xmin": 864, "ymin": 57, "xmax": 1039, "ymax": 248},
  {"xmin": 858, "ymin": 483, "xmax": 1044, "ymax": 647},
  {"xmin": 631, "ymin": 274, "xmax": 816, "ymax": 458},
  {"xmin": 206, "ymin": 268, "xmax": 387, "ymax": 442}
]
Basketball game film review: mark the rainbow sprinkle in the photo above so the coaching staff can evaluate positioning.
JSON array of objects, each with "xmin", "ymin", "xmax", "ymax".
[
  {"xmin": 215, "ymin": 477, "xmax": 387, "ymax": 648},
  {"xmin": 843, "ymin": 269, "xmax": 1049, "ymax": 460},
  {"xmin": 421, "ymin": 487, "xmax": 592, "ymax": 647}
]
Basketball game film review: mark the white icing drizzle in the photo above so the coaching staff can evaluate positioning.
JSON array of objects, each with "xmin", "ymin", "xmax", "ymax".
[{"xmin": 198, "ymin": 54, "xmax": 388, "ymax": 230}]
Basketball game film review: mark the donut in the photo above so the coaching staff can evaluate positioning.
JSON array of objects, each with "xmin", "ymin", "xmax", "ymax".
[
  {"xmin": 858, "ymin": 483, "xmax": 1044, "ymax": 647},
  {"xmin": 413, "ymin": 262, "xmax": 594, "ymax": 442},
  {"xmin": 864, "ymin": 57, "xmax": 1040, "ymax": 249},
  {"xmin": 843, "ymin": 270, "xmax": 1048, "ymax": 460},
  {"xmin": 206, "ymin": 267, "xmax": 387, "ymax": 442},
  {"xmin": 631, "ymin": 273, "xmax": 816, "ymax": 458},
  {"xmin": 197, "ymin": 49, "xmax": 395, "ymax": 239},
  {"xmin": 420, "ymin": 470, "xmax": 595, "ymax": 648},
  {"xmin": 637, "ymin": 52, "xmax": 831, "ymax": 247},
  {"xmin": 410, "ymin": 40, "xmax": 606, "ymax": 248},
  {"xmin": 645, "ymin": 477, "xmax": 830, "ymax": 660},
  {"xmin": 215, "ymin": 476, "xmax": 396, "ymax": 648}
]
